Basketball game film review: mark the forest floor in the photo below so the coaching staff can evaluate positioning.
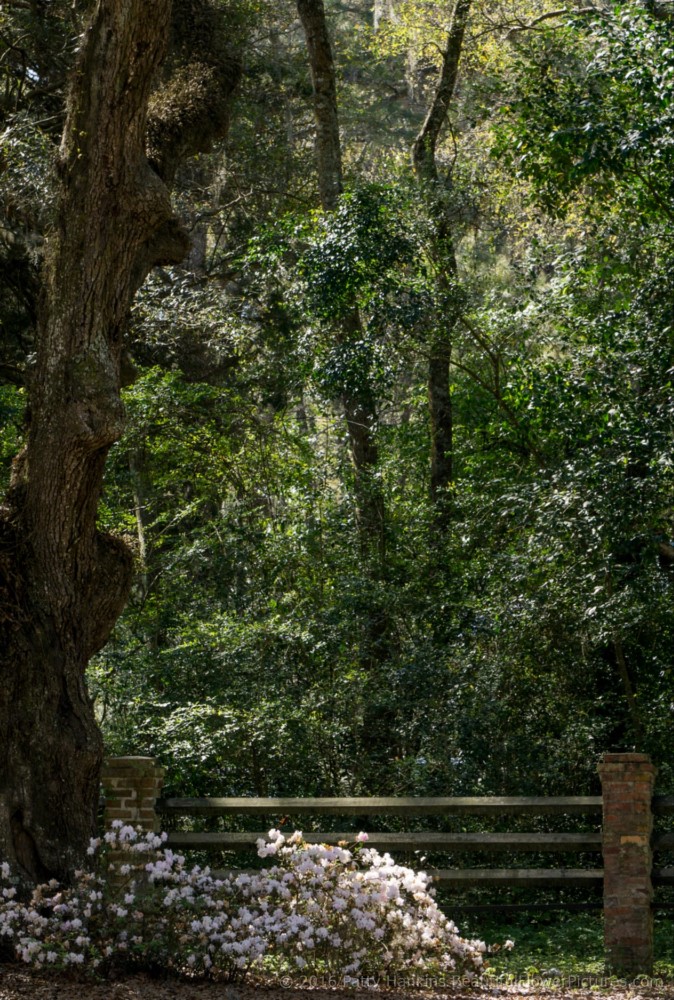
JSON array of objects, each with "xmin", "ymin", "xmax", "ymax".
[{"xmin": 1, "ymin": 969, "xmax": 674, "ymax": 1000}]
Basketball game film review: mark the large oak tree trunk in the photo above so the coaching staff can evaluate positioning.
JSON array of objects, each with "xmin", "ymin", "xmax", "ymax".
[{"xmin": 0, "ymin": 0, "xmax": 239, "ymax": 882}]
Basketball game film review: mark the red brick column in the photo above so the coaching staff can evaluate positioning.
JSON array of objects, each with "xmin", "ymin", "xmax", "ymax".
[
  {"xmin": 101, "ymin": 756, "xmax": 165, "ymax": 834},
  {"xmin": 598, "ymin": 752, "xmax": 656, "ymax": 976}
]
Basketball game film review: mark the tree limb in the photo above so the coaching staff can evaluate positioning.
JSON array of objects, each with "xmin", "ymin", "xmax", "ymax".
[
  {"xmin": 505, "ymin": 6, "xmax": 600, "ymax": 36},
  {"xmin": 412, "ymin": 0, "xmax": 472, "ymax": 184}
]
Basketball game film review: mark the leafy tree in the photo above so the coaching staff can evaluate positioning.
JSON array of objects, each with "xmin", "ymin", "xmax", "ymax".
[
  {"xmin": 3, "ymin": 0, "xmax": 674, "ymax": 886},
  {"xmin": 493, "ymin": 2, "xmax": 674, "ymax": 220}
]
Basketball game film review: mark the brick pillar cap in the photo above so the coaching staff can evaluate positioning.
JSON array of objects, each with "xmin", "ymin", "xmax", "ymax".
[
  {"xmin": 600, "ymin": 753, "xmax": 652, "ymax": 764},
  {"xmin": 105, "ymin": 755, "xmax": 157, "ymax": 764},
  {"xmin": 102, "ymin": 756, "xmax": 165, "ymax": 776}
]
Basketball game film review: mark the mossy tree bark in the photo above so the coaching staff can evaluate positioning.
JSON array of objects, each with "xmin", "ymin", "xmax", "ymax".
[{"xmin": 0, "ymin": 0, "xmax": 239, "ymax": 882}]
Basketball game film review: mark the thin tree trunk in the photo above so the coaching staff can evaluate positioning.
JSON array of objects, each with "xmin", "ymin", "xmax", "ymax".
[
  {"xmin": 296, "ymin": 0, "xmax": 343, "ymax": 212},
  {"xmin": 428, "ymin": 342, "xmax": 453, "ymax": 492},
  {"xmin": 296, "ymin": 0, "xmax": 385, "ymax": 562},
  {"xmin": 412, "ymin": 0, "xmax": 471, "ymax": 185},
  {"xmin": 373, "ymin": 0, "xmax": 396, "ymax": 31},
  {"xmin": 412, "ymin": 0, "xmax": 471, "ymax": 510},
  {"xmin": 612, "ymin": 636, "xmax": 644, "ymax": 745}
]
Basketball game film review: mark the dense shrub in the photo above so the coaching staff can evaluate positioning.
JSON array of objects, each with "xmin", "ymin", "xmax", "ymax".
[{"xmin": 0, "ymin": 824, "xmax": 486, "ymax": 981}]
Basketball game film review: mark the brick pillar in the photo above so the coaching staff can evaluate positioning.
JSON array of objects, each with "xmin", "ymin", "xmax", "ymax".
[
  {"xmin": 598, "ymin": 752, "xmax": 656, "ymax": 976},
  {"xmin": 101, "ymin": 756, "xmax": 165, "ymax": 834}
]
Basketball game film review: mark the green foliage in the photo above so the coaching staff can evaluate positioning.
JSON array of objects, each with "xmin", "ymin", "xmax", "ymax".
[
  {"xmin": 0, "ymin": 385, "xmax": 24, "ymax": 490},
  {"xmin": 493, "ymin": 4, "xmax": 674, "ymax": 219},
  {"xmin": 464, "ymin": 911, "xmax": 674, "ymax": 980},
  {"xmin": 93, "ymin": 158, "xmax": 674, "ymax": 806},
  {"xmin": 299, "ymin": 186, "xmax": 415, "ymax": 320},
  {"xmin": 2, "ymin": 0, "xmax": 669, "ymax": 837},
  {"xmin": 0, "ymin": 116, "xmax": 56, "ymax": 227}
]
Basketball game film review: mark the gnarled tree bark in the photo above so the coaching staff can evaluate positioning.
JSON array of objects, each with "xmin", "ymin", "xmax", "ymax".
[{"xmin": 0, "ymin": 0, "xmax": 239, "ymax": 882}]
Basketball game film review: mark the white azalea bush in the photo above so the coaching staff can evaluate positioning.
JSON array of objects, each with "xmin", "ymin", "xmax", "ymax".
[{"xmin": 0, "ymin": 823, "xmax": 487, "ymax": 980}]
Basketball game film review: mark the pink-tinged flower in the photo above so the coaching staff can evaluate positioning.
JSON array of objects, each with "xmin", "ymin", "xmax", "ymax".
[{"xmin": 355, "ymin": 832, "xmax": 369, "ymax": 843}]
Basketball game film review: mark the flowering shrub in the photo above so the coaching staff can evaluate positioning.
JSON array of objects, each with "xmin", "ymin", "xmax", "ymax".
[{"xmin": 0, "ymin": 824, "xmax": 487, "ymax": 980}]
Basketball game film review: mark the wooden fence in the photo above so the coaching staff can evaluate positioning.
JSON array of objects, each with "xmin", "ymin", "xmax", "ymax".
[{"xmin": 101, "ymin": 752, "xmax": 674, "ymax": 977}]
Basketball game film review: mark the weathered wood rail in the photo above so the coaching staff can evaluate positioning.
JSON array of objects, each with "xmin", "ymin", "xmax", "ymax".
[
  {"xmin": 158, "ymin": 803, "xmax": 607, "ymax": 890},
  {"xmin": 164, "ymin": 829, "xmax": 603, "ymax": 852},
  {"xmin": 102, "ymin": 752, "xmax": 672, "ymax": 977},
  {"xmin": 156, "ymin": 794, "xmax": 673, "ymax": 888},
  {"xmin": 156, "ymin": 794, "xmax": 604, "ymax": 816}
]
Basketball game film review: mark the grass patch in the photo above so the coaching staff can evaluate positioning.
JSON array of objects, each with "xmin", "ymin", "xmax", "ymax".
[{"xmin": 453, "ymin": 910, "xmax": 674, "ymax": 980}]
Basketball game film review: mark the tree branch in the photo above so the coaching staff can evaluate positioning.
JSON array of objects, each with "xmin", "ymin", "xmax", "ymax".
[
  {"xmin": 412, "ymin": 0, "xmax": 472, "ymax": 184},
  {"xmin": 505, "ymin": 6, "xmax": 599, "ymax": 36}
]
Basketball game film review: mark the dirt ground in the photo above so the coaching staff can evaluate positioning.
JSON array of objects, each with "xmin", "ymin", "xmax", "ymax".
[{"xmin": 1, "ymin": 968, "xmax": 674, "ymax": 1000}]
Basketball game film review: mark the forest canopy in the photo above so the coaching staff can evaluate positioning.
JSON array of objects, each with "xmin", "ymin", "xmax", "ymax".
[{"xmin": 0, "ymin": 0, "xmax": 672, "ymax": 873}]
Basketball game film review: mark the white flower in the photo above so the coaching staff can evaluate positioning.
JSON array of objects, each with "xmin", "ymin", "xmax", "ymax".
[
  {"xmin": 355, "ymin": 832, "xmax": 369, "ymax": 843},
  {"xmin": 0, "ymin": 824, "xmax": 486, "ymax": 979}
]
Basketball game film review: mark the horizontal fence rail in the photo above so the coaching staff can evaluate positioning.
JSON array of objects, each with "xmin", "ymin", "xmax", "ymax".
[
  {"xmin": 204, "ymin": 866, "xmax": 606, "ymax": 887},
  {"xmin": 157, "ymin": 795, "xmax": 604, "ymax": 817},
  {"xmin": 164, "ymin": 830, "xmax": 604, "ymax": 852},
  {"xmin": 431, "ymin": 868, "xmax": 604, "ymax": 887},
  {"xmin": 157, "ymin": 791, "xmax": 671, "ymax": 895}
]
